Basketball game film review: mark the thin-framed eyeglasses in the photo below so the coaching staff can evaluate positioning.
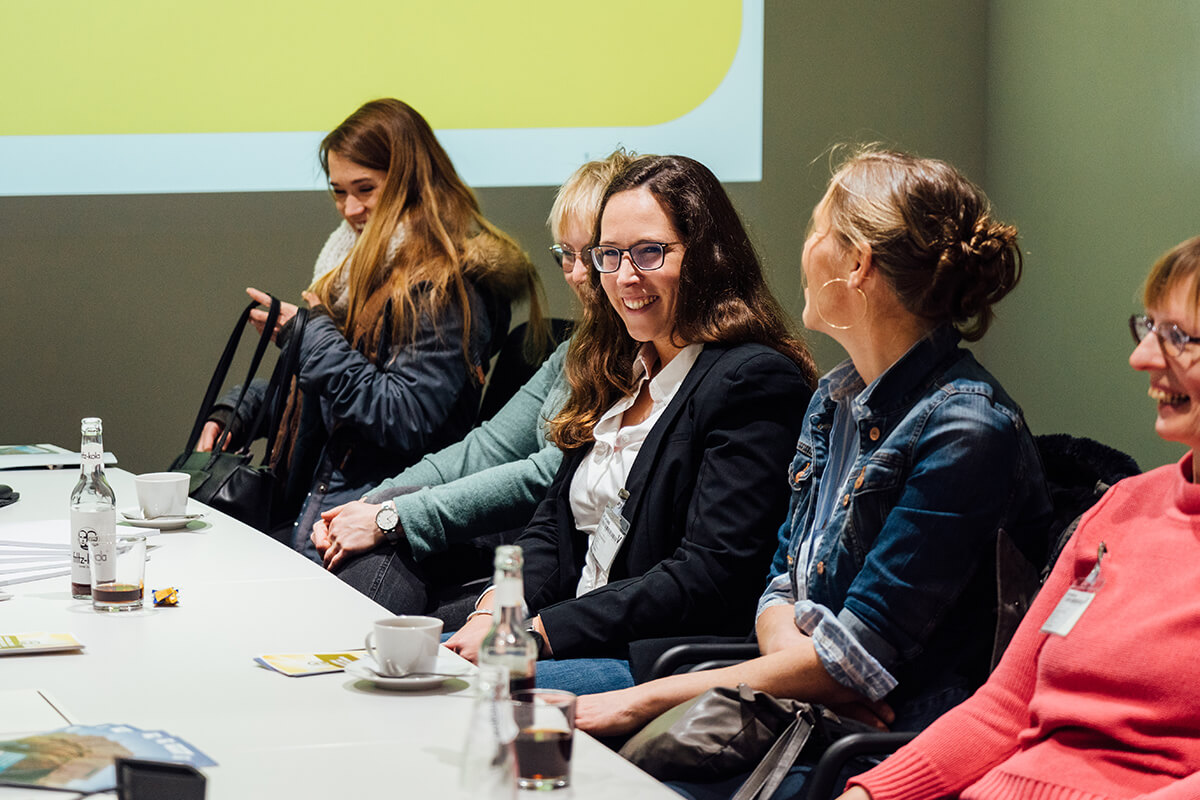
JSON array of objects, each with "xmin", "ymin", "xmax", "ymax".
[
  {"xmin": 589, "ymin": 242, "xmax": 680, "ymax": 273},
  {"xmin": 549, "ymin": 245, "xmax": 587, "ymax": 271},
  {"xmin": 1129, "ymin": 313, "xmax": 1200, "ymax": 357}
]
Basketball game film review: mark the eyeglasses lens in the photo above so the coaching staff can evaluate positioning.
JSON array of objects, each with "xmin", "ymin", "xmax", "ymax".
[
  {"xmin": 1132, "ymin": 314, "xmax": 1186, "ymax": 357},
  {"xmin": 631, "ymin": 243, "xmax": 666, "ymax": 270}
]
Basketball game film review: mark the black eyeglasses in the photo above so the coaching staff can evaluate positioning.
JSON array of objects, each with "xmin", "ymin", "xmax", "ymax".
[
  {"xmin": 1130, "ymin": 314, "xmax": 1200, "ymax": 357},
  {"xmin": 588, "ymin": 242, "xmax": 679, "ymax": 273},
  {"xmin": 549, "ymin": 245, "xmax": 586, "ymax": 271}
]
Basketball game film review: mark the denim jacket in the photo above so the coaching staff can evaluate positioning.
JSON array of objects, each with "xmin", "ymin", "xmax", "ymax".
[{"xmin": 759, "ymin": 325, "xmax": 1051, "ymax": 717}]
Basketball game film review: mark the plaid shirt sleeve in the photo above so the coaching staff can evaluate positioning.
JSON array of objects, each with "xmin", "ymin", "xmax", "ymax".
[
  {"xmin": 795, "ymin": 599, "xmax": 898, "ymax": 701},
  {"xmin": 756, "ymin": 569, "xmax": 796, "ymax": 619}
]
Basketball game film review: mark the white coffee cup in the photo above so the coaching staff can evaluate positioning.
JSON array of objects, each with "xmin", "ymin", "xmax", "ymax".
[
  {"xmin": 364, "ymin": 616, "xmax": 443, "ymax": 677},
  {"xmin": 134, "ymin": 472, "xmax": 190, "ymax": 518}
]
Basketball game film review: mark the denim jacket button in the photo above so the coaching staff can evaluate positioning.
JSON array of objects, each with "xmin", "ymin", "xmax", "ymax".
[
  {"xmin": 869, "ymin": 427, "xmax": 881, "ymax": 441},
  {"xmin": 854, "ymin": 471, "xmax": 865, "ymax": 490},
  {"xmin": 816, "ymin": 560, "xmax": 825, "ymax": 575},
  {"xmin": 842, "ymin": 493, "xmax": 850, "ymax": 507}
]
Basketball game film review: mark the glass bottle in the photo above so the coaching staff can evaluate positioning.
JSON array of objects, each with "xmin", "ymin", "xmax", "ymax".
[
  {"xmin": 69, "ymin": 417, "xmax": 115, "ymax": 598},
  {"xmin": 479, "ymin": 545, "xmax": 537, "ymax": 693},
  {"xmin": 458, "ymin": 664, "xmax": 517, "ymax": 799}
]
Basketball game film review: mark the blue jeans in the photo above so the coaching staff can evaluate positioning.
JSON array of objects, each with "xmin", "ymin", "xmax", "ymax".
[
  {"xmin": 534, "ymin": 658, "xmax": 634, "ymax": 695},
  {"xmin": 436, "ymin": 633, "xmax": 633, "ymax": 696}
]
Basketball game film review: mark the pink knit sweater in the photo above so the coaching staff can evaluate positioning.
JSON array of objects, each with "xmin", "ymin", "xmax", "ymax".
[{"xmin": 851, "ymin": 455, "xmax": 1200, "ymax": 800}]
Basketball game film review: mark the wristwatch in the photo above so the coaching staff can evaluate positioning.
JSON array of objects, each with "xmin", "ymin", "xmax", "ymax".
[
  {"xmin": 374, "ymin": 500, "xmax": 401, "ymax": 543},
  {"xmin": 526, "ymin": 626, "xmax": 548, "ymax": 660}
]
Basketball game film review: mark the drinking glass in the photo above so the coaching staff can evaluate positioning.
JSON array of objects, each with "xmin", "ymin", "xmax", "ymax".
[
  {"xmin": 90, "ymin": 531, "xmax": 146, "ymax": 611},
  {"xmin": 511, "ymin": 689, "xmax": 576, "ymax": 790}
]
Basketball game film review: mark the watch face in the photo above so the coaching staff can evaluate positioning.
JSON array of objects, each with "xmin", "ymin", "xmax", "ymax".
[{"xmin": 375, "ymin": 506, "xmax": 399, "ymax": 532}]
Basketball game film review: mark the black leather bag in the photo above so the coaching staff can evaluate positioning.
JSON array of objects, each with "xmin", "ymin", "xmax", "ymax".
[{"xmin": 169, "ymin": 298, "xmax": 308, "ymax": 533}]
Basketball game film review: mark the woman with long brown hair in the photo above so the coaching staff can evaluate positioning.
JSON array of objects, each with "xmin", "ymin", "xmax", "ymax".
[
  {"xmin": 199, "ymin": 98, "xmax": 545, "ymax": 557},
  {"xmin": 445, "ymin": 154, "xmax": 818, "ymax": 693}
]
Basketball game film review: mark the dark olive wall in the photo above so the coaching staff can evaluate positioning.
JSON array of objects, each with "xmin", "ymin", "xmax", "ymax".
[
  {"xmin": 3, "ymin": 1, "xmax": 990, "ymax": 472},
  {"xmin": 978, "ymin": 1, "xmax": 1200, "ymax": 470}
]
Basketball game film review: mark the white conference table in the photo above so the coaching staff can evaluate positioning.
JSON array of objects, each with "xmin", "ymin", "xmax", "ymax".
[{"xmin": 0, "ymin": 467, "xmax": 676, "ymax": 799}]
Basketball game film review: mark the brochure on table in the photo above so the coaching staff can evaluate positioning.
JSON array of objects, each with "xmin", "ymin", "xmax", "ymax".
[{"xmin": 0, "ymin": 723, "xmax": 215, "ymax": 793}]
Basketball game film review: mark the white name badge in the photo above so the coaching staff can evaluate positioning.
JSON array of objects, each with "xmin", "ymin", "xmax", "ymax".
[
  {"xmin": 1040, "ymin": 587, "xmax": 1096, "ymax": 637},
  {"xmin": 591, "ymin": 501, "xmax": 631, "ymax": 577},
  {"xmin": 1041, "ymin": 541, "xmax": 1108, "ymax": 638}
]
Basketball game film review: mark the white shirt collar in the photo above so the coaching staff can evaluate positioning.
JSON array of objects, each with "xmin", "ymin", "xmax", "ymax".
[
  {"xmin": 635, "ymin": 342, "xmax": 703, "ymax": 405},
  {"xmin": 593, "ymin": 343, "xmax": 704, "ymax": 433}
]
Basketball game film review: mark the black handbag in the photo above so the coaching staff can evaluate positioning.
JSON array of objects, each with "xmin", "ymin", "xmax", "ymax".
[{"xmin": 169, "ymin": 298, "xmax": 308, "ymax": 533}]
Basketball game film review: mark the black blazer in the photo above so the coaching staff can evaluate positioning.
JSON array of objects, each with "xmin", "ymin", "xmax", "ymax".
[{"xmin": 517, "ymin": 343, "xmax": 812, "ymax": 658}]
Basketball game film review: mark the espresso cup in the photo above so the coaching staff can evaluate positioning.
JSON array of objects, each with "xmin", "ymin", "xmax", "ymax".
[
  {"xmin": 364, "ymin": 616, "xmax": 443, "ymax": 677},
  {"xmin": 134, "ymin": 472, "xmax": 189, "ymax": 518}
]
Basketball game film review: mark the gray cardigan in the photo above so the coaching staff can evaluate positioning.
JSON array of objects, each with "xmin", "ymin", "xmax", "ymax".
[{"xmin": 364, "ymin": 340, "xmax": 570, "ymax": 560}]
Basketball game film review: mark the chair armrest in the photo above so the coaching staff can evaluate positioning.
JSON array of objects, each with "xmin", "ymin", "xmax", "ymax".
[
  {"xmin": 806, "ymin": 731, "xmax": 917, "ymax": 800},
  {"xmin": 648, "ymin": 642, "xmax": 761, "ymax": 680}
]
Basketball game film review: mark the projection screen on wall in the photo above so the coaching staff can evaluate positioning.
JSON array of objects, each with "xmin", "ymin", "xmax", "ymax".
[{"xmin": 0, "ymin": 0, "xmax": 762, "ymax": 196}]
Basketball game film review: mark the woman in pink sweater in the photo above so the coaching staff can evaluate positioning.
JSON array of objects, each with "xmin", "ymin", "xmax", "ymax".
[{"xmin": 841, "ymin": 236, "xmax": 1200, "ymax": 800}]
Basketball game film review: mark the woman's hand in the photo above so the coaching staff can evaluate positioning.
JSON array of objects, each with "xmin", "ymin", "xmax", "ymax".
[
  {"xmin": 246, "ymin": 287, "xmax": 319, "ymax": 342},
  {"xmin": 444, "ymin": 593, "xmax": 495, "ymax": 664},
  {"xmin": 576, "ymin": 686, "xmax": 655, "ymax": 737},
  {"xmin": 316, "ymin": 501, "xmax": 388, "ymax": 570},
  {"xmin": 826, "ymin": 699, "xmax": 895, "ymax": 732},
  {"xmin": 196, "ymin": 421, "xmax": 225, "ymax": 453},
  {"xmin": 835, "ymin": 787, "xmax": 873, "ymax": 800}
]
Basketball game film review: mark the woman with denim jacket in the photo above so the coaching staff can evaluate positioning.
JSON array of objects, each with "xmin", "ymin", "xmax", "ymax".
[{"xmin": 576, "ymin": 148, "xmax": 1053, "ymax": 799}]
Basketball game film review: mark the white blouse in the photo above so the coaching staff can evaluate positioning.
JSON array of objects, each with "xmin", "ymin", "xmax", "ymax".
[{"xmin": 570, "ymin": 342, "xmax": 703, "ymax": 596}]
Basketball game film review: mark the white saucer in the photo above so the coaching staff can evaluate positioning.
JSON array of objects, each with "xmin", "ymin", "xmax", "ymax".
[
  {"xmin": 119, "ymin": 507, "xmax": 206, "ymax": 530},
  {"xmin": 345, "ymin": 658, "xmax": 468, "ymax": 691}
]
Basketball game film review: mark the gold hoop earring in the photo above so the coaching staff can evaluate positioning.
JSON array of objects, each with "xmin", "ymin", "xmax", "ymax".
[{"xmin": 814, "ymin": 278, "xmax": 868, "ymax": 330}]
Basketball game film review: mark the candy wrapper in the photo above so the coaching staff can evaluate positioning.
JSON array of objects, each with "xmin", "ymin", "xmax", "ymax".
[{"xmin": 152, "ymin": 587, "xmax": 179, "ymax": 607}]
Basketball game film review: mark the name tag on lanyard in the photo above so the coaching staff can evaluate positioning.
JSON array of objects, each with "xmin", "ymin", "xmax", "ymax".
[
  {"xmin": 591, "ymin": 489, "xmax": 631, "ymax": 579},
  {"xmin": 1041, "ymin": 542, "xmax": 1107, "ymax": 637}
]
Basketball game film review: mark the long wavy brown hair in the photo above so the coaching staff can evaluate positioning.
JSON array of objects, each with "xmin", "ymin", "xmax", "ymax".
[
  {"xmin": 309, "ymin": 98, "xmax": 544, "ymax": 365},
  {"xmin": 548, "ymin": 155, "xmax": 817, "ymax": 449}
]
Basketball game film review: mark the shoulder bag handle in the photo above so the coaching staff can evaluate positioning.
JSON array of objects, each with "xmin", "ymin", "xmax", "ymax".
[{"xmin": 178, "ymin": 297, "xmax": 281, "ymax": 460}]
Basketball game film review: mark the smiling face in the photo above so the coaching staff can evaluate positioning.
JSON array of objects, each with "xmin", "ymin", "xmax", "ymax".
[
  {"xmin": 327, "ymin": 150, "xmax": 387, "ymax": 233},
  {"xmin": 1130, "ymin": 279, "xmax": 1200, "ymax": 456},
  {"xmin": 597, "ymin": 187, "xmax": 685, "ymax": 364}
]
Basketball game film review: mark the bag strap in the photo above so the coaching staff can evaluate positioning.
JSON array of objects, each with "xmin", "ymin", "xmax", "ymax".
[
  {"xmin": 208, "ymin": 297, "xmax": 281, "ymax": 461},
  {"xmin": 179, "ymin": 298, "xmax": 279, "ymax": 457},
  {"xmin": 256, "ymin": 306, "xmax": 310, "ymax": 466},
  {"xmin": 729, "ymin": 707, "xmax": 816, "ymax": 800}
]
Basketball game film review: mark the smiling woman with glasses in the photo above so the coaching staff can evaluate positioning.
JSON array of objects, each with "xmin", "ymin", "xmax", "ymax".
[
  {"xmin": 445, "ymin": 155, "xmax": 818, "ymax": 697},
  {"xmin": 832, "ymin": 234, "xmax": 1200, "ymax": 800}
]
